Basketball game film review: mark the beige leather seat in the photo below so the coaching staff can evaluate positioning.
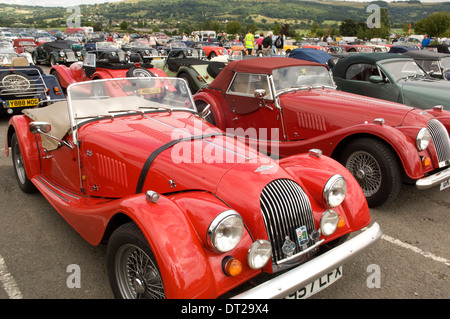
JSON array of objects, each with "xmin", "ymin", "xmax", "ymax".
[{"xmin": 11, "ymin": 57, "xmax": 29, "ymax": 67}]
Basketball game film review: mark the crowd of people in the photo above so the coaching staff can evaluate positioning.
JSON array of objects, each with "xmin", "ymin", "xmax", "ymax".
[{"xmin": 236, "ymin": 30, "xmax": 285, "ymax": 56}]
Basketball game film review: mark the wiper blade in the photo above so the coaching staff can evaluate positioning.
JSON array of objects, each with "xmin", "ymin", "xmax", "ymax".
[{"xmin": 139, "ymin": 106, "xmax": 172, "ymax": 113}]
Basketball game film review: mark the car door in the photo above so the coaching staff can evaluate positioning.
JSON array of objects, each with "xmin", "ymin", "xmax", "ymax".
[
  {"xmin": 338, "ymin": 63, "xmax": 402, "ymax": 103},
  {"xmin": 224, "ymin": 72, "xmax": 284, "ymax": 155},
  {"xmin": 34, "ymin": 102, "xmax": 81, "ymax": 193}
]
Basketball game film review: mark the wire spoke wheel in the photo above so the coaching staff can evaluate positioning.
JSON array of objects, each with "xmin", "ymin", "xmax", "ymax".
[
  {"xmin": 345, "ymin": 150, "xmax": 382, "ymax": 197},
  {"xmin": 115, "ymin": 244, "xmax": 165, "ymax": 299}
]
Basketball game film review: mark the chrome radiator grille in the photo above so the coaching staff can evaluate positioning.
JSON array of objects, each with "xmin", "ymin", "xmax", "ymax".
[
  {"xmin": 428, "ymin": 119, "xmax": 450, "ymax": 168},
  {"xmin": 260, "ymin": 179, "xmax": 316, "ymax": 265},
  {"xmin": 65, "ymin": 51, "xmax": 76, "ymax": 61}
]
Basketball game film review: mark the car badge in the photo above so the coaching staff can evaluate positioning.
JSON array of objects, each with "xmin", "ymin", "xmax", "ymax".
[
  {"xmin": 254, "ymin": 165, "xmax": 273, "ymax": 173},
  {"xmin": 296, "ymin": 226, "xmax": 309, "ymax": 247},
  {"xmin": 282, "ymin": 236, "xmax": 296, "ymax": 257}
]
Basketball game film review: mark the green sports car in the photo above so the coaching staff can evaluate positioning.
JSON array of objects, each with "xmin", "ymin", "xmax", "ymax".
[{"xmin": 332, "ymin": 53, "xmax": 450, "ymax": 109}]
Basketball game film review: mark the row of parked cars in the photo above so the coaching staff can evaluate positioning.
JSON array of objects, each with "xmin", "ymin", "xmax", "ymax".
[{"xmin": 2, "ymin": 32, "xmax": 449, "ymax": 299}]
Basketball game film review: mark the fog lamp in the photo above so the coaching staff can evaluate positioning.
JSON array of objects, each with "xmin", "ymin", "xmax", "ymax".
[
  {"xmin": 247, "ymin": 240, "xmax": 272, "ymax": 269},
  {"xmin": 320, "ymin": 210, "xmax": 339, "ymax": 236}
]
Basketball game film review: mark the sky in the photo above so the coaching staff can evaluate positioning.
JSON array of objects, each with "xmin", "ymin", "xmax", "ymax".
[
  {"xmin": 0, "ymin": 0, "xmax": 449, "ymax": 7},
  {"xmin": 0, "ymin": 0, "xmax": 450, "ymax": 7}
]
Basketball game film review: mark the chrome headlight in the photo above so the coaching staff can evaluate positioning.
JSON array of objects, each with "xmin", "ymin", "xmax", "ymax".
[
  {"xmin": 320, "ymin": 210, "xmax": 339, "ymax": 236},
  {"xmin": 207, "ymin": 210, "xmax": 244, "ymax": 253},
  {"xmin": 247, "ymin": 240, "xmax": 272, "ymax": 269},
  {"xmin": 76, "ymin": 51, "xmax": 81, "ymax": 56},
  {"xmin": 145, "ymin": 50, "xmax": 149, "ymax": 54},
  {"xmin": 323, "ymin": 174, "xmax": 347, "ymax": 208},
  {"xmin": 416, "ymin": 128, "xmax": 431, "ymax": 151},
  {"xmin": 59, "ymin": 51, "xmax": 65, "ymax": 57}
]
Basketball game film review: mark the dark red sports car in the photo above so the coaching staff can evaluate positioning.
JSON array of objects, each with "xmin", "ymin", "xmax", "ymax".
[{"xmin": 194, "ymin": 57, "xmax": 450, "ymax": 207}]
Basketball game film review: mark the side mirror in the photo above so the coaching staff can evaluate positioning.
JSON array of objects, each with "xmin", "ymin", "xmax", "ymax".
[
  {"xmin": 29, "ymin": 121, "xmax": 51, "ymax": 134},
  {"xmin": 29, "ymin": 121, "xmax": 73, "ymax": 149},
  {"xmin": 254, "ymin": 89, "xmax": 266, "ymax": 98},
  {"xmin": 199, "ymin": 104, "xmax": 211, "ymax": 119},
  {"xmin": 369, "ymin": 75, "xmax": 384, "ymax": 83}
]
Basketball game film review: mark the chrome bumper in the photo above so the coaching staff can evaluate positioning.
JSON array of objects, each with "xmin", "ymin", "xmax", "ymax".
[
  {"xmin": 232, "ymin": 222, "xmax": 382, "ymax": 299},
  {"xmin": 416, "ymin": 166, "xmax": 450, "ymax": 189}
]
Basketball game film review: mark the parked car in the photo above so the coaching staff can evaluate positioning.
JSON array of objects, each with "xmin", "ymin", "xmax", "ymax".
[
  {"xmin": 192, "ymin": 42, "xmax": 227, "ymax": 59},
  {"xmin": 13, "ymin": 38, "xmax": 37, "ymax": 56},
  {"xmin": 401, "ymin": 50, "xmax": 450, "ymax": 80},
  {"xmin": 159, "ymin": 40, "xmax": 200, "ymax": 57},
  {"xmin": 0, "ymin": 41, "xmax": 33, "ymax": 66},
  {"xmin": 289, "ymin": 48, "xmax": 339, "ymax": 68},
  {"xmin": 49, "ymin": 53, "xmax": 167, "ymax": 91},
  {"xmin": 84, "ymin": 40, "xmax": 126, "ymax": 62},
  {"xmin": 32, "ymin": 40, "xmax": 82, "ymax": 66},
  {"xmin": 122, "ymin": 39, "xmax": 159, "ymax": 63},
  {"xmin": 0, "ymin": 56, "xmax": 63, "ymax": 115},
  {"xmin": 5, "ymin": 76, "xmax": 381, "ymax": 299},
  {"xmin": 332, "ymin": 53, "xmax": 450, "ymax": 109},
  {"xmin": 153, "ymin": 49, "xmax": 225, "ymax": 94},
  {"xmin": 194, "ymin": 57, "xmax": 450, "ymax": 207}
]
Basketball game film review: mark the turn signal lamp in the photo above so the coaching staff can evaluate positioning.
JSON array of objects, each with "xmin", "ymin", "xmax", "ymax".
[
  {"xmin": 223, "ymin": 257, "xmax": 242, "ymax": 277},
  {"xmin": 337, "ymin": 214, "xmax": 346, "ymax": 228},
  {"xmin": 421, "ymin": 156, "xmax": 432, "ymax": 168}
]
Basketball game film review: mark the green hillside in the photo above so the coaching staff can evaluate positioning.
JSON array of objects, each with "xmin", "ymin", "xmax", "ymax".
[{"xmin": 1, "ymin": 0, "xmax": 448, "ymax": 32}]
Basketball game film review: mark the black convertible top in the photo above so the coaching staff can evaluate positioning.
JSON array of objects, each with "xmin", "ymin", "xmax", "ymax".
[{"xmin": 41, "ymin": 40, "xmax": 75, "ymax": 53}]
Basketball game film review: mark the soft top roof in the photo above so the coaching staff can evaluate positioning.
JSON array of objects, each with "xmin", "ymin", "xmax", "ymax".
[
  {"xmin": 289, "ymin": 48, "xmax": 333, "ymax": 65},
  {"xmin": 41, "ymin": 40, "xmax": 75, "ymax": 52},
  {"xmin": 209, "ymin": 57, "xmax": 322, "ymax": 90},
  {"xmin": 402, "ymin": 50, "xmax": 449, "ymax": 60},
  {"xmin": 332, "ymin": 53, "xmax": 413, "ymax": 79}
]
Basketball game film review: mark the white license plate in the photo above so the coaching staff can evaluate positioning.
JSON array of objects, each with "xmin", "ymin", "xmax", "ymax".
[
  {"xmin": 440, "ymin": 178, "xmax": 450, "ymax": 191},
  {"xmin": 285, "ymin": 266, "xmax": 343, "ymax": 299}
]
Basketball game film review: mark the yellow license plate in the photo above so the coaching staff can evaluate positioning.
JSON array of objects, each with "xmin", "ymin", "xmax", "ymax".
[
  {"xmin": 139, "ymin": 87, "xmax": 161, "ymax": 95},
  {"xmin": 6, "ymin": 98, "xmax": 39, "ymax": 108}
]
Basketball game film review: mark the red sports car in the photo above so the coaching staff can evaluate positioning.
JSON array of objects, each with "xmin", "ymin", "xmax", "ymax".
[
  {"xmin": 5, "ymin": 77, "xmax": 380, "ymax": 299},
  {"xmin": 194, "ymin": 57, "xmax": 450, "ymax": 207},
  {"xmin": 50, "ymin": 52, "xmax": 167, "ymax": 91}
]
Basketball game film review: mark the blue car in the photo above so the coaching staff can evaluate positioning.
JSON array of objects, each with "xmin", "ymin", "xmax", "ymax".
[{"xmin": 0, "ymin": 57, "xmax": 64, "ymax": 115}]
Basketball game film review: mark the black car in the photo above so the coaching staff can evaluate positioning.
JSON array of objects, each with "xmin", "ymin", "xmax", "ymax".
[
  {"xmin": 32, "ymin": 40, "xmax": 83, "ymax": 66},
  {"xmin": 122, "ymin": 40, "xmax": 159, "ymax": 63},
  {"xmin": 84, "ymin": 40, "xmax": 127, "ymax": 62},
  {"xmin": 0, "ymin": 56, "xmax": 64, "ymax": 115}
]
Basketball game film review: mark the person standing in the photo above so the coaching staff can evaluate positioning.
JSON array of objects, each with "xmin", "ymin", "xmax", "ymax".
[
  {"xmin": 149, "ymin": 33, "xmax": 157, "ymax": 48},
  {"xmin": 422, "ymin": 34, "xmax": 431, "ymax": 48},
  {"xmin": 262, "ymin": 31, "xmax": 273, "ymax": 56},
  {"xmin": 245, "ymin": 29, "xmax": 255, "ymax": 55},
  {"xmin": 274, "ymin": 33, "xmax": 284, "ymax": 55}
]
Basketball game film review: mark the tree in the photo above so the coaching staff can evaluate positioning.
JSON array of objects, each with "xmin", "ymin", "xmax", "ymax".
[
  {"xmin": 120, "ymin": 20, "xmax": 128, "ymax": 30},
  {"xmin": 226, "ymin": 21, "xmax": 242, "ymax": 35},
  {"xmin": 339, "ymin": 19, "xmax": 358, "ymax": 36},
  {"xmin": 414, "ymin": 11, "xmax": 450, "ymax": 37}
]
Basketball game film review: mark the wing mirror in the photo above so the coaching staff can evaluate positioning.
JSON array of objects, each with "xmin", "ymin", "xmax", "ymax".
[
  {"xmin": 199, "ymin": 104, "xmax": 211, "ymax": 119},
  {"xmin": 29, "ymin": 121, "xmax": 73, "ymax": 149},
  {"xmin": 369, "ymin": 75, "xmax": 384, "ymax": 83},
  {"xmin": 254, "ymin": 89, "xmax": 266, "ymax": 98}
]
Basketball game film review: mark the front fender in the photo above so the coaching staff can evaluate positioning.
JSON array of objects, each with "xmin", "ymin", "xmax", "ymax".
[
  {"xmin": 117, "ymin": 193, "xmax": 215, "ymax": 298},
  {"xmin": 50, "ymin": 64, "xmax": 77, "ymax": 89},
  {"xmin": 5, "ymin": 115, "xmax": 41, "ymax": 178}
]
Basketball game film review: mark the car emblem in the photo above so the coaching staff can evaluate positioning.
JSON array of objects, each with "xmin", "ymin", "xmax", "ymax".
[
  {"xmin": 255, "ymin": 165, "xmax": 273, "ymax": 173},
  {"xmin": 296, "ymin": 226, "xmax": 309, "ymax": 247},
  {"xmin": 282, "ymin": 236, "xmax": 296, "ymax": 257}
]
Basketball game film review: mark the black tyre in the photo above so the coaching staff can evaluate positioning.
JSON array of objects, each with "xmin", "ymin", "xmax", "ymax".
[
  {"xmin": 49, "ymin": 55, "xmax": 56, "ymax": 67},
  {"xmin": 107, "ymin": 222, "xmax": 166, "ymax": 299},
  {"xmin": 11, "ymin": 133, "xmax": 36, "ymax": 193},
  {"xmin": 339, "ymin": 137, "xmax": 402, "ymax": 207},
  {"xmin": 178, "ymin": 73, "xmax": 192, "ymax": 95}
]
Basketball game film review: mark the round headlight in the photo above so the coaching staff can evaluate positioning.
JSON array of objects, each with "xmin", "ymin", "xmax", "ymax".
[
  {"xmin": 323, "ymin": 174, "xmax": 347, "ymax": 208},
  {"xmin": 207, "ymin": 210, "xmax": 244, "ymax": 253},
  {"xmin": 59, "ymin": 52, "xmax": 64, "ymax": 57},
  {"xmin": 416, "ymin": 128, "xmax": 431, "ymax": 151},
  {"xmin": 247, "ymin": 240, "xmax": 272, "ymax": 269},
  {"xmin": 145, "ymin": 50, "xmax": 149, "ymax": 54},
  {"xmin": 320, "ymin": 210, "xmax": 339, "ymax": 236}
]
